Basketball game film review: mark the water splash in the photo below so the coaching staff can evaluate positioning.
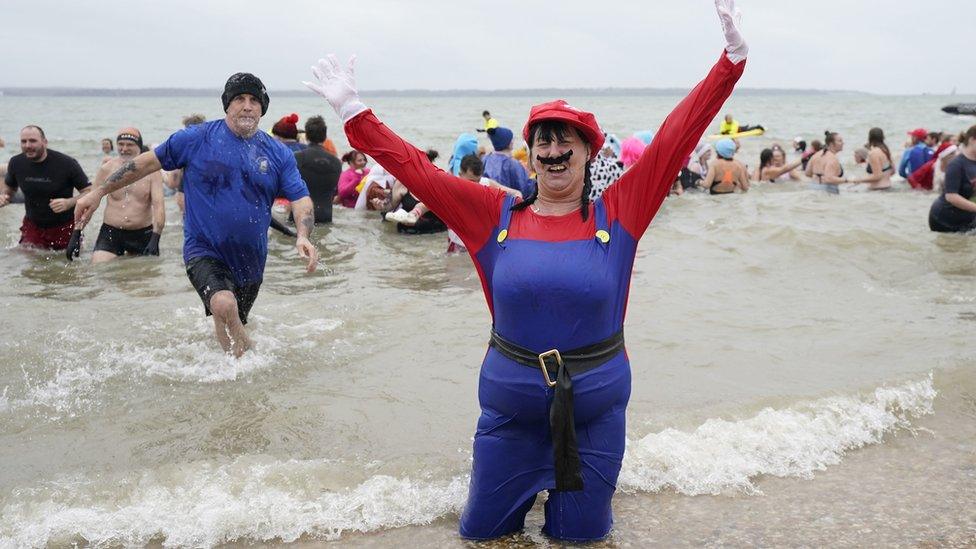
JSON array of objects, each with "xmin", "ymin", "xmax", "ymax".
[{"xmin": 0, "ymin": 376, "xmax": 937, "ymax": 547}]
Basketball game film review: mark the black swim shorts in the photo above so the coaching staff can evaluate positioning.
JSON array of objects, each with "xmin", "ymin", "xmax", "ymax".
[
  {"xmin": 94, "ymin": 223, "xmax": 153, "ymax": 255},
  {"xmin": 185, "ymin": 256, "xmax": 261, "ymax": 325}
]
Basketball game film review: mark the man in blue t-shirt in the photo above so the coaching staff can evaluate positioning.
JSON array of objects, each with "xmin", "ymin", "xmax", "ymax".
[{"xmin": 75, "ymin": 72, "xmax": 320, "ymax": 357}]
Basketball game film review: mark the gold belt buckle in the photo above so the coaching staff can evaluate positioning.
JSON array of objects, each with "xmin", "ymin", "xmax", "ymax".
[{"xmin": 537, "ymin": 349, "xmax": 562, "ymax": 388}]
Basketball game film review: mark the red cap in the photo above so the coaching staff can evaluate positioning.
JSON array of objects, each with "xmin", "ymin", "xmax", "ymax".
[
  {"xmin": 522, "ymin": 100, "xmax": 604, "ymax": 160},
  {"xmin": 907, "ymin": 128, "xmax": 928, "ymax": 140}
]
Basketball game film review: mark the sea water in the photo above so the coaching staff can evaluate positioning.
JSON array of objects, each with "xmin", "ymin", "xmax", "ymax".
[{"xmin": 0, "ymin": 91, "xmax": 974, "ymax": 547}]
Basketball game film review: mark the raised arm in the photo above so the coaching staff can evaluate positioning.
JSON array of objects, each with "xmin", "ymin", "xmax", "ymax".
[
  {"xmin": 75, "ymin": 151, "xmax": 162, "ymax": 225},
  {"xmin": 763, "ymin": 157, "xmax": 803, "ymax": 181},
  {"xmin": 305, "ymin": 55, "xmax": 504, "ymax": 250},
  {"xmin": 602, "ymin": 0, "xmax": 747, "ymax": 237}
]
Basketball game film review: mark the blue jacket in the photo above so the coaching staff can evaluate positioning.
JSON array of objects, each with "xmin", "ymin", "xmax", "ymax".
[{"xmin": 899, "ymin": 143, "xmax": 933, "ymax": 178}]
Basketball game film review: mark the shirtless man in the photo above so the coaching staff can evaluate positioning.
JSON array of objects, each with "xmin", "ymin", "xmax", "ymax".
[{"xmin": 89, "ymin": 128, "xmax": 165, "ymax": 263}]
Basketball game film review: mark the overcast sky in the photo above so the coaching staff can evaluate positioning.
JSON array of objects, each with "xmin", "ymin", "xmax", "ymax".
[{"xmin": 2, "ymin": 0, "xmax": 972, "ymax": 95}]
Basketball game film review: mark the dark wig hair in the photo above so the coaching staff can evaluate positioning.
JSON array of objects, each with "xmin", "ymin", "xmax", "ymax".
[{"xmin": 513, "ymin": 120, "xmax": 593, "ymax": 221}]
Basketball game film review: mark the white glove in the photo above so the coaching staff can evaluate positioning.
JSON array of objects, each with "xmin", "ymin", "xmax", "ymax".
[
  {"xmin": 715, "ymin": 0, "xmax": 748, "ymax": 64},
  {"xmin": 303, "ymin": 55, "xmax": 368, "ymax": 123}
]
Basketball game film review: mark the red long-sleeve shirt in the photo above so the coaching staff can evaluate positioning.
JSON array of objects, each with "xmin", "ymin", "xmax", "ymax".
[{"xmin": 345, "ymin": 53, "xmax": 745, "ymax": 253}]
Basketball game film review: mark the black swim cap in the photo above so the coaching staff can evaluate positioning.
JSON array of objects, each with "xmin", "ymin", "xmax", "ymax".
[{"xmin": 221, "ymin": 72, "xmax": 270, "ymax": 115}]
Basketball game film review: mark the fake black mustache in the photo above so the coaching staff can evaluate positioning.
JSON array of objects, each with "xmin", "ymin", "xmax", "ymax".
[{"xmin": 536, "ymin": 150, "xmax": 573, "ymax": 165}]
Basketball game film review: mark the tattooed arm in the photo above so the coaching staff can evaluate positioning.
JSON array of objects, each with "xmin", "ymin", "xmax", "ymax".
[
  {"xmin": 74, "ymin": 151, "xmax": 162, "ymax": 225},
  {"xmin": 291, "ymin": 196, "xmax": 319, "ymax": 273}
]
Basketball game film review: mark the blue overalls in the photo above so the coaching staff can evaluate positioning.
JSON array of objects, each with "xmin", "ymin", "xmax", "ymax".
[{"xmin": 459, "ymin": 196, "xmax": 636, "ymax": 541}]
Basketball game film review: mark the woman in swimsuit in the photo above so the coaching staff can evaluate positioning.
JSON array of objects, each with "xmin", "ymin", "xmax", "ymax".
[
  {"xmin": 703, "ymin": 138, "xmax": 750, "ymax": 194},
  {"xmin": 805, "ymin": 131, "xmax": 847, "ymax": 193},
  {"xmin": 756, "ymin": 147, "xmax": 803, "ymax": 183},
  {"xmin": 851, "ymin": 127, "xmax": 894, "ymax": 190},
  {"xmin": 304, "ymin": 1, "xmax": 748, "ymax": 540}
]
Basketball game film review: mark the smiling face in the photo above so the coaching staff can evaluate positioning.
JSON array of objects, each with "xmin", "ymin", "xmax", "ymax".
[
  {"xmin": 20, "ymin": 127, "xmax": 48, "ymax": 162},
  {"xmin": 529, "ymin": 122, "xmax": 591, "ymax": 197},
  {"xmin": 224, "ymin": 94, "xmax": 263, "ymax": 138}
]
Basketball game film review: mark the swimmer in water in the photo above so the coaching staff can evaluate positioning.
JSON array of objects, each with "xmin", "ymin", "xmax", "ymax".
[
  {"xmin": 756, "ymin": 147, "xmax": 803, "ymax": 183},
  {"xmin": 850, "ymin": 127, "xmax": 894, "ymax": 191},
  {"xmin": 928, "ymin": 125, "xmax": 976, "ymax": 233},
  {"xmin": 805, "ymin": 131, "xmax": 847, "ymax": 193},
  {"xmin": 75, "ymin": 73, "xmax": 319, "ymax": 357},
  {"xmin": 85, "ymin": 128, "xmax": 166, "ymax": 263},
  {"xmin": 703, "ymin": 138, "xmax": 750, "ymax": 193}
]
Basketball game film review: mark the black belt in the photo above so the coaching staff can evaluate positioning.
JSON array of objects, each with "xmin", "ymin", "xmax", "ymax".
[{"xmin": 488, "ymin": 329, "xmax": 625, "ymax": 491}]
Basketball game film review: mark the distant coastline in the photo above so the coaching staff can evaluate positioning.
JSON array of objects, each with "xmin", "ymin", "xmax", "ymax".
[{"xmin": 0, "ymin": 86, "xmax": 881, "ymax": 98}]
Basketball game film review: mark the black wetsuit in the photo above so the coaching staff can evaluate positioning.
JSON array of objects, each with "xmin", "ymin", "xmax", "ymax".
[
  {"xmin": 678, "ymin": 167, "xmax": 703, "ymax": 190},
  {"xmin": 294, "ymin": 145, "xmax": 342, "ymax": 223}
]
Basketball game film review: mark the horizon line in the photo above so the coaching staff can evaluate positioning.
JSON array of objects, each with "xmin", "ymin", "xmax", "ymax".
[{"xmin": 0, "ymin": 86, "xmax": 971, "ymax": 98}]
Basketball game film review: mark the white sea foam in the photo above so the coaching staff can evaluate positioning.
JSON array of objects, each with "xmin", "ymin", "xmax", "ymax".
[
  {"xmin": 0, "ymin": 376, "xmax": 936, "ymax": 547},
  {"xmin": 1, "ymin": 458, "xmax": 468, "ymax": 547},
  {"xmin": 618, "ymin": 375, "xmax": 937, "ymax": 495},
  {"xmin": 1, "ymin": 312, "xmax": 343, "ymax": 415}
]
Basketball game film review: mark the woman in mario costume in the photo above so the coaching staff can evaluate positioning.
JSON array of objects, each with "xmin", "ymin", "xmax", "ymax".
[{"xmin": 305, "ymin": 0, "xmax": 749, "ymax": 541}]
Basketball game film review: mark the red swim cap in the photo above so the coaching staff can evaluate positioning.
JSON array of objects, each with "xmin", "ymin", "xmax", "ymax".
[{"xmin": 523, "ymin": 100, "xmax": 604, "ymax": 160}]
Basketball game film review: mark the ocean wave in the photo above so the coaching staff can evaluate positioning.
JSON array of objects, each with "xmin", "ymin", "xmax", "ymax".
[
  {"xmin": 1, "ymin": 458, "xmax": 468, "ymax": 547},
  {"xmin": 0, "ymin": 376, "xmax": 936, "ymax": 547},
  {"xmin": 617, "ymin": 375, "xmax": 936, "ymax": 495}
]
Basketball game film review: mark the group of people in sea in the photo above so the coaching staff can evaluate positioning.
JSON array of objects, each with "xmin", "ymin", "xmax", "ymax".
[
  {"xmin": 261, "ymin": 113, "xmax": 976, "ymax": 236},
  {"xmin": 0, "ymin": 0, "xmax": 974, "ymax": 543}
]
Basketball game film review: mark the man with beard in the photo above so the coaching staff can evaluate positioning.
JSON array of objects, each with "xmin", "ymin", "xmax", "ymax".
[
  {"xmin": 80, "ymin": 128, "xmax": 166, "ymax": 262},
  {"xmin": 1, "ymin": 125, "xmax": 90, "ymax": 249},
  {"xmin": 75, "ymin": 73, "xmax": 319, "ymax": 358}
]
